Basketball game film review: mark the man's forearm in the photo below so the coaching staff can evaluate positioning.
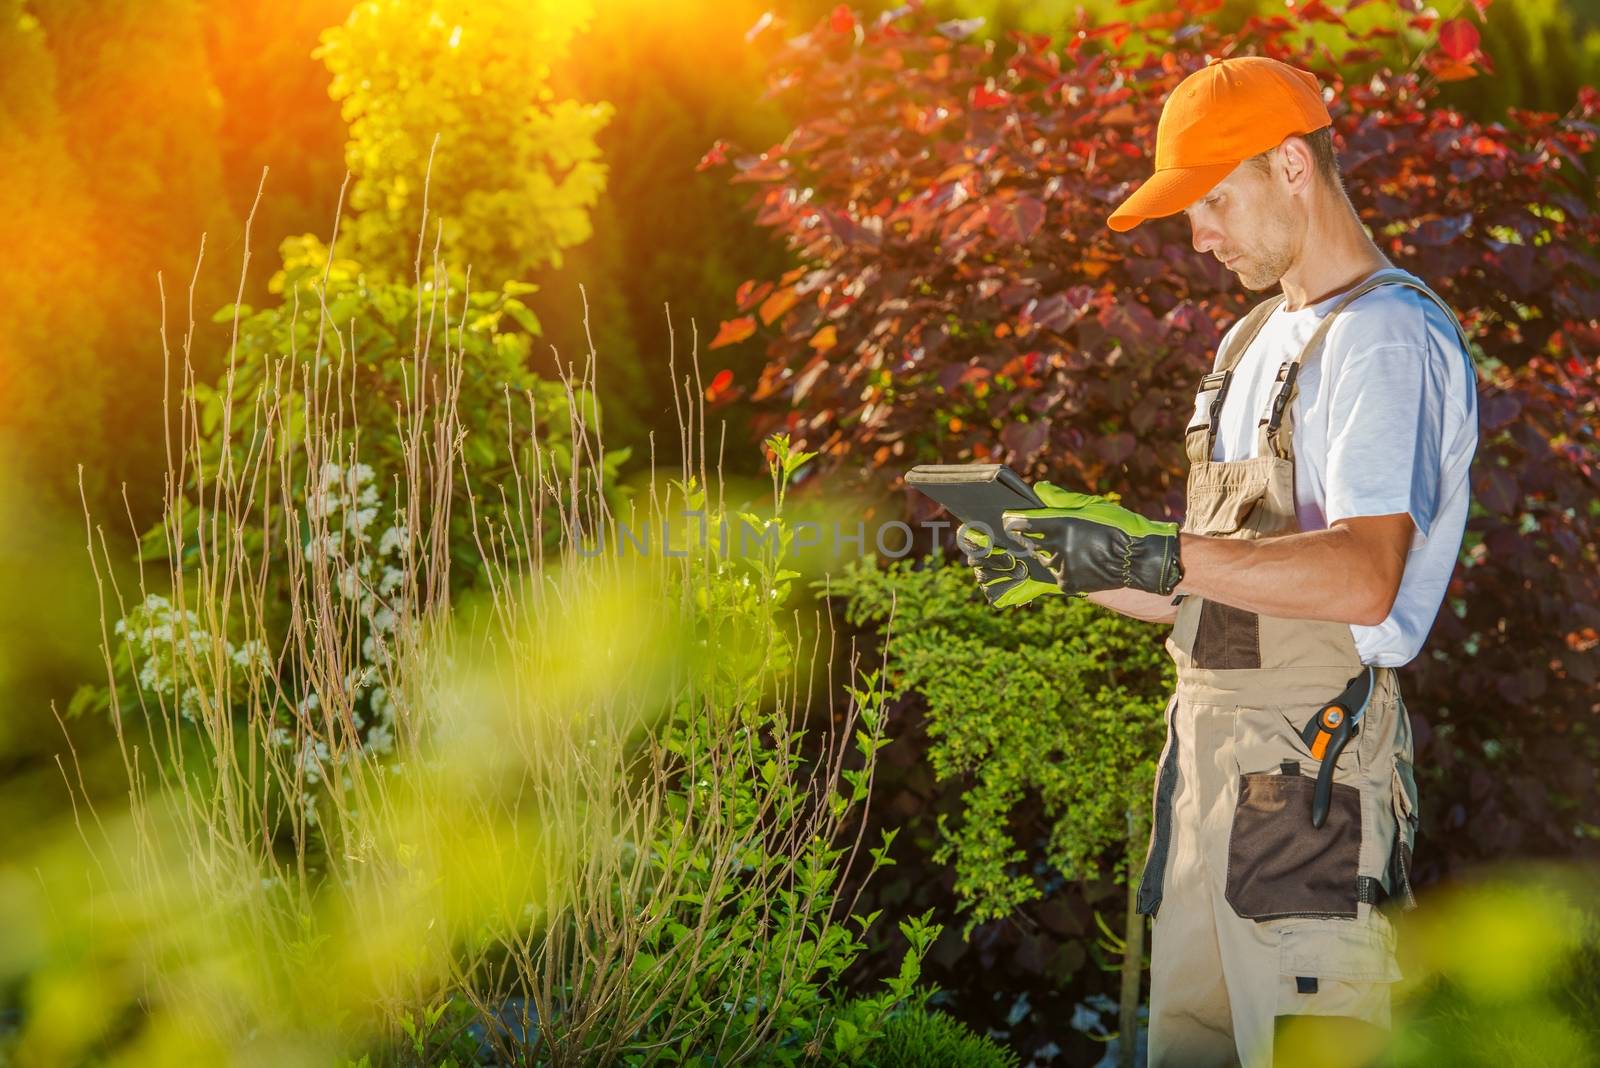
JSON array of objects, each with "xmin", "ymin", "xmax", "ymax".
[
  {"xmin": 1086, "ymin": 587, "xmax": 1180, "ymax": 624},
  {"xmin": 1087, "ymin": 523, "xmax": 1400, "ymax": 626},
  {"xmin": 1171, "ymin": 525, "xmax": 1396, "ymax": 626}
]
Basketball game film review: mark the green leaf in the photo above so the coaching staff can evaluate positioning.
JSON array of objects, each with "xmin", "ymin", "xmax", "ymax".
[{"xmin": 502, "ymin": 299, "xmax": 542, "ymax": 336}]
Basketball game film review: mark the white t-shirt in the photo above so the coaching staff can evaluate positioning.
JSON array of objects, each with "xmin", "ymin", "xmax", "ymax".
[{"xmin": 1198, "ymin": 268, "xmax": 1480, "ymax": 667}]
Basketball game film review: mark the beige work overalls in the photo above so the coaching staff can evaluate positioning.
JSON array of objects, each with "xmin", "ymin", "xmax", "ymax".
[{"xmin": 1141, "ymin": 268, "xmax": 1471, "ymax": 1067}]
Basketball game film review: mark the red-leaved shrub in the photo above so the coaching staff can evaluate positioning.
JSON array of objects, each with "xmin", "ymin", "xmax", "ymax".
[{"xmin": 702, "ymin": 0, "xmax": 1600, "ymax": 874}]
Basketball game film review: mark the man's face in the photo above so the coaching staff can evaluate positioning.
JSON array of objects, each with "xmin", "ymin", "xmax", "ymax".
[{"xmin": 1182, "ymin": 157, "xmax": 1298, "ymax": 291}]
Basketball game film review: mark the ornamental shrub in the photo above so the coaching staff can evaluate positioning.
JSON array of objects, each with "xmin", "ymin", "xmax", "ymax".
[
  {"xmin": 704, "ymin": 0, "xmax": 1600, "ymax": 875},
  {"xmin": 826, "ymin": 556, "xmax": 1172, "ymax": 931},
  {"xmin": 78, "ymin": 230, "xmax": 629, "ymax": 801},
  {"xmin": 315, "ymin": 0, "xmax": 613, "ymax": 283}
]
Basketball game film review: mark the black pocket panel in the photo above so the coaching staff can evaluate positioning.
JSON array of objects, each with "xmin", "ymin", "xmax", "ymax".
[{"xmin": 1226, "ymin": 771, "xmax": 1361, "ymax": 920}]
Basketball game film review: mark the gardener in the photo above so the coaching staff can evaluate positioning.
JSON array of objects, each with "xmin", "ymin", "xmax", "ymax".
[{"xmin": 960, "ymin": 57, "xmax": 1479, "ymax": 1067}]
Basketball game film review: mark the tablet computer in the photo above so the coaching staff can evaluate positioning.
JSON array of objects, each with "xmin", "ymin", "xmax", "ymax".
[{"xmin": 905, "ymin": 464, "xmax": 1054, "ymax": 583}]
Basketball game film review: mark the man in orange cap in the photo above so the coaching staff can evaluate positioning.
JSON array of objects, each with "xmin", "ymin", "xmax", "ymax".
[{"xmin": 966, "ymin": 55, "xmax": 1480, "ymax": 1066}]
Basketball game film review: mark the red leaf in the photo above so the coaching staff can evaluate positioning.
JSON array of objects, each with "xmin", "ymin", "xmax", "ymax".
[
  {"xmin": 972, "ymin": 81, "xmax": 1011, "ymax": 109},
  {"xmin": 1438, "ymin": 18, "xmax": 1480, "ymax": 61},
  {"xmin": 829, "ymin": 4, "xmax": 854, "ymax": 33},
  {"xmin": 696, "ymin": 140, "xmax": 730, "ymax": 172},
  {"xmin": 1101, "ymin": 103, "xmax": 1137, "ymax": 126},
  {"xmin": 706, "ymin": 369, "xmax": 735, "ymax": 402},
  {"xmin": 1478, "ymin": 467, "xmax": 1520, "ymax": 516},
  {"xmin": 1431, "ymin": 55, "xmax": 1480, "ymax": 82},
  {"xmin": 709, "ymin": 316, "xmax": 757, "ymax": 350},
  {"xmin": 988, "ymin": 195, "xmax": 1046, "ymax": 245},
  {"xmin": 1295, "ymin": 0, "xmax": 1340, "ymax": 22},
  {"xmin": 758, "ymin": 285, "xmax": 801, "ymax": 325},
  {"xmin": 1413, "ymin": 212, "xmax": 1473, "ymax": 245},
  {"xmin": 1137, "ymin": 9, "xmax": 1183, "ymax": 29},
  {"xmin": 1480, "ymin": 392, "xmax": 1521, "ymax": 431},
  {"xmin": 736, "ymin": 279, "xmax": 774, "ymax": 312}
]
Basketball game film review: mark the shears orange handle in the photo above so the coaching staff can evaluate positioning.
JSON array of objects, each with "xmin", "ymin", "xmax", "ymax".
[{"xmin": 1299, "ymin": 666, "xmax": 1374, "ymax": 829}]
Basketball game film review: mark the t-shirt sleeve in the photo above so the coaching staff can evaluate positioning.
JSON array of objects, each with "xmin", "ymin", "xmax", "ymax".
[{"xmin": 1323, "ymin": 341, "xmax": 1446, "ymax": 548}]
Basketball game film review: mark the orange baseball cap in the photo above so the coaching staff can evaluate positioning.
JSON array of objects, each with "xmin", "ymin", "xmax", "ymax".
[{"xmin": 1106, "ymin": 56, "xmax": 1332, "ymax": 233}]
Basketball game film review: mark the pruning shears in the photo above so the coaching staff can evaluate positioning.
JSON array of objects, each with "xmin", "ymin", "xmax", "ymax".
[{"xmin": 1299, "ymin": 665, "xmax": 1375, "ymax": 829}]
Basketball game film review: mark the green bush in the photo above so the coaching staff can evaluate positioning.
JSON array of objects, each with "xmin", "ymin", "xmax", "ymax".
[
  {"xmin": 315, "ymin": 0, "xmax": 613, "ymax": 283},
  {"xmin": 849, "ymin": 999, "xmax": 1020, "ymax": 1068},
  {"xmin": 825, "ymin": 557, "xmax": 1174, "ymax": 931},
  {"xmin": 78, "ymin": 233, "xmax": 630, "ymax": 763},
  {"xmin": 30, "ymin": 231, "xmax": 935, "ymax": 1062}
]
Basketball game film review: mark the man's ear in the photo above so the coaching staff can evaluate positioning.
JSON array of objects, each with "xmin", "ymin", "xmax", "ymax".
[{"xmin": 1279, "ymin": 135, "xmax": 1317, "ymax": 193}]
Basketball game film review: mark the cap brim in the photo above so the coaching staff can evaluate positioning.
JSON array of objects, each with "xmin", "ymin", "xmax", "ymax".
[{"xmin": 1106, "ymin": 160, "xmax": 1238, "ymax": 233}]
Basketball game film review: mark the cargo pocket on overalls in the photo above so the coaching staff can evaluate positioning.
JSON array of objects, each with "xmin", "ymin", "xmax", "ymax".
[
  {"xmin": 1184, "ymin": 480, "xmax": 1266, "ymax": 536},
  {"xmin": 1386, "ymin": 758, "xmax": 1419, "ymax": 912},
  {"xmin": 1225, "ymin": 763, "xmax": 1361, "ymax": 920},
  {"xmin": 1274, "ymin": 917, "xmax": 1401, "ymax": 1026}
]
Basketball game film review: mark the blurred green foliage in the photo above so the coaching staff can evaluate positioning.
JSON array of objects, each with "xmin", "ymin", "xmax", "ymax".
[
  {"xmin": 0, "ymin": 0, "xmax": 234, "ymax": 513},
  {"xmin": 4, "ymin": 403, "xmax": 947, "ymax": 1063},
  {"xmin": 1275, "ymin": 864, "xmax": 1600, "ymax": 1066},
  {"xmin": 826, "ymin": 557, "xmax": 1174, "ymax": 932}
]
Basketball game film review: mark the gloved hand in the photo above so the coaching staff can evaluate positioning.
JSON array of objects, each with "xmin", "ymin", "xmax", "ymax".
[
  {"xmin": 956, "ymin": 524, "xmax": 1064, "ymax": 609},
  {"xmin": 1001, "ymin": 481, "xmax": 1184, "ymax": 597}
]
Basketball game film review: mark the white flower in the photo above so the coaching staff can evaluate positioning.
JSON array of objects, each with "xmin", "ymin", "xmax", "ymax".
[
  {"xmin": 361, "ymin": 634, "xmax": 389, "ymax": 667},
  {"xmin": 300, "ymin": 738, "xmax": 330, "ymax": 785},
  {"xmin": 365, "ymin": 721, "xmax": 394, "ymax": 755},
  {"xmin": 232, "ymin": 639, "xmax": 270, "ymax": 671},
  {"xmin": 138, "ymin": 658, "xmax": 174, "ymax": 696},
  {"xmin": 337, "ymin": 566, "xmax": 362, "ymax": 599},
  {"xmin": 297, "ymin": 691, "xmax": 321, "ymax": 716},
  {"xmin": 346, "ymin": 507, "xmax": 379, "ymax": 538},
  {"xmin": 378, "ymin": 526, "xmax": 409, "ymax": 556},
  {"xmin": 378, "ymin": 567, "xmax": 406, "ymax": 597},
  {"xmin": 305, "ymin": 532, "xmax": 343, "ymax": 561}
]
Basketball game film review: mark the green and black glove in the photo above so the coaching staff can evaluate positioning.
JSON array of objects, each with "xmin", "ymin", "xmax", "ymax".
[
  {"xmin": 1001, "ymin": 481, "xmax": 1184, "ymax": 597},
  {"xmin": 955, "ymin": 524, "xmax": 1063, "ymax": 609}
]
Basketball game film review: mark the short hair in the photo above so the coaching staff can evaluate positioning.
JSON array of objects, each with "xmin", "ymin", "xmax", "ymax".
[{"xmin": 1246, "ymin": 126, "xmax": 1343, "ymax": 192}]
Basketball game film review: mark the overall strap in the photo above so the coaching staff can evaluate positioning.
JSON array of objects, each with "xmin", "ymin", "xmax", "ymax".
[
  {"xmin": 1260, "ymin": 268, "xmax": 1474, "ymax": 461},
  {"xmin": 1184, "ymin": 293, "xmax": 1287, "ymax": 466}
]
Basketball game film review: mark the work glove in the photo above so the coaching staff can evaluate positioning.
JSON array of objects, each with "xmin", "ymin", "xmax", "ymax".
[
  {"xmin": 1001, "ymin": 481, "xmax": 1184, "ymax": 597},
  {"xmin": 955, "ymin": 524, "xmax": 1064, "ymax": 609}
]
